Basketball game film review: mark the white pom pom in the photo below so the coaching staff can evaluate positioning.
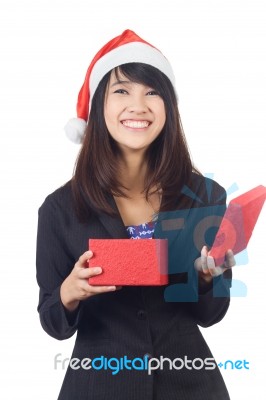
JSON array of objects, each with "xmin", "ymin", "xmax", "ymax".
[{"xmin": 64, "ymin": 118, "xmax": 87, "ymax": 144}]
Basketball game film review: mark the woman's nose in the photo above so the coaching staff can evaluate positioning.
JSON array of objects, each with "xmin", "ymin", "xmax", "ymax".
[{"xmin": 126, "ymin": 95, "xmax": 148, "ymax": 113}]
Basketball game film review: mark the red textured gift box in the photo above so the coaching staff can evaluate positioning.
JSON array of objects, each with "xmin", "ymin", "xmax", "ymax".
[
  {"xmin": 209, "ymin": 185, "xmax": 266, "ymax": 265},
  {"xmin": 88, "ymin": 239, "xmax": 168, "ymax": 286}
]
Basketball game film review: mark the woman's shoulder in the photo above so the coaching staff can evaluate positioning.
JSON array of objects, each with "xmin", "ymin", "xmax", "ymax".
[
  {"xmin": 190, "ymin": 172, "xmax": 225, "ymax": 189},
  {"xmin": 39, "ymin": 180, "xmax": 73, "ymax": 211},
  {"xmin": 185, "ymin": 172, "xmax": 226, "ymax": 206}
]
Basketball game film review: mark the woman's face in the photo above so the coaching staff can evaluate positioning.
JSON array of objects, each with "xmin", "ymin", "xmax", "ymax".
[{"xmin": 104, "ymin": 69, "xmax": 166, "ymax": 154}]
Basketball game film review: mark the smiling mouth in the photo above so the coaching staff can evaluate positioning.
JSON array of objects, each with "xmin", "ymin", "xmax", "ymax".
[{"xmin": 121, "ymin": 120, "xmax": 150, "ymax": 129}]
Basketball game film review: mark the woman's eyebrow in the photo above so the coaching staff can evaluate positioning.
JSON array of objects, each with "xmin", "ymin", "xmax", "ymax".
[{"xmin": 110, "ymin": 80, "xmax": 132, "ymax": 87}]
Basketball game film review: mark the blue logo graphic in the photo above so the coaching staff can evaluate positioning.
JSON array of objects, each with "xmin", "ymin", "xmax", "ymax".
[{"xmin": 154, "ymin": 174, "xmax": 248, "ymax": 302}]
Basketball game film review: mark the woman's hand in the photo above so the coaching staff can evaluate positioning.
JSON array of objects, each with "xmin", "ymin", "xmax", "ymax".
[
  {"xmin": 194, "ymin": 246, "xmax": 236, "ymax": 284},
  {"xmin": 60, "ymin": 250, "xmax": 120, "ymax": 312}
]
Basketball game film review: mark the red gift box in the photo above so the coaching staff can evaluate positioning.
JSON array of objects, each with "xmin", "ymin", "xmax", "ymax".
[
  {"xmin": 88, "ymin": 239, "xmax": 168, "ymax": 286},
  {"xmin": 209, "ymin": 185, "xmax": 266, "ymax": 265}
]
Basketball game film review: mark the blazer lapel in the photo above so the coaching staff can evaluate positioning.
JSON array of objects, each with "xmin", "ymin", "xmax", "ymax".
[{"xmin": 98, "ymin": 195, "xmax": 129, "ymax": 239}]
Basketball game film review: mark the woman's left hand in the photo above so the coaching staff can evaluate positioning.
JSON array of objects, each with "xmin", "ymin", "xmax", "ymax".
[{"xmin": 194, "ymin": 246, "xmax": 236, "ymax": 283}]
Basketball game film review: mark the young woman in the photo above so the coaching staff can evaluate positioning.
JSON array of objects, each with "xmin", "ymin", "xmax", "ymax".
[{"xmin": 36, "ymin": 30, "xmax": 235, "ymax": 399}]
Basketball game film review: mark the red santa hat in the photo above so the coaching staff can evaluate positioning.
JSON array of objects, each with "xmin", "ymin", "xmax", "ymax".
[{"xmin": 65, "ymin": 29, "xmax": 176, "ymax": 144}]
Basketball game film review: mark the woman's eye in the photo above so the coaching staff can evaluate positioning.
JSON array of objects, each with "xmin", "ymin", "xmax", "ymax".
[
  {"xmin": 114, "ymin": 89, "xmax": 128, "ymax": 94},
  {"xmin": 146, "ymin": 90, "xmax": 159, "ymax": 96}
]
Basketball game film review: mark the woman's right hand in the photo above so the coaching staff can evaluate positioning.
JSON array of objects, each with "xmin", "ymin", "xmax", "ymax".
[{"xmin": 60, "ymin": 250, "xmax": 119, "ymax": 312}]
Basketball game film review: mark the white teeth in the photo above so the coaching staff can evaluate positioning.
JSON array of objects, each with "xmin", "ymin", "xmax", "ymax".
[{"xmin": 122, "ymin": 120, "xmax": 150, "ymax": 128}]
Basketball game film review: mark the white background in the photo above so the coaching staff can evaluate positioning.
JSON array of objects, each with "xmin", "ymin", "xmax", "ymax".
[{"xmin": 0, "ymin": 0, "xmax": 265, "ymax": 398}]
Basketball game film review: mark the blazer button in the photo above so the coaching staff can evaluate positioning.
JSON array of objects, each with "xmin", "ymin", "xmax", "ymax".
[{"xmin": 137, "ymin": 310, "xmax": 147, "ymax": 320}]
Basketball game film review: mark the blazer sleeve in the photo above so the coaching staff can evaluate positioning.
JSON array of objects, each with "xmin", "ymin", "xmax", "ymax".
[
  {"xmin": 188, "ymin": 269, "xmax": 232, "ymax": 328},
  {"xmin": 187, "ymin": 176, "xmax": 232, "ymax": 327},
  {"xmin": 36, "ymin": 194, "xmax": 83, "ymax": 340},
  {"xmin": 161, "ymin": 175, "xmax": 232, "ymax": 328}
]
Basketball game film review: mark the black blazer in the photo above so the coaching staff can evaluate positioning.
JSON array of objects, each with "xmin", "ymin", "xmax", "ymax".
[{"xmin": 36, "ymin": 174, "xmax": 232, "ymax": 400}]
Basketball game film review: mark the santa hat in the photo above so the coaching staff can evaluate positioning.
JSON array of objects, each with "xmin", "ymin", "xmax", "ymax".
[{"xmin": 65, "ymin": 29, "xmax": 176, "ymax": 144}]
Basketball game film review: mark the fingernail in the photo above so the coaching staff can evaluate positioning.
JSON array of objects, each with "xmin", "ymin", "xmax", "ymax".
[{"xmin": 107, "ymin": 286, "xmax": 116, "ymax": 291}]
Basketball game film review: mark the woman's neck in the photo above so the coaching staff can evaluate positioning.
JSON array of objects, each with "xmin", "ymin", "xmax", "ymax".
[
  {"xmin": 114, "ymin": 152, "xmax": 161, "ymax": 226},
  {"xmin": 118, "ymin": 152, "xmax": 147, "ymax": 194}
]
